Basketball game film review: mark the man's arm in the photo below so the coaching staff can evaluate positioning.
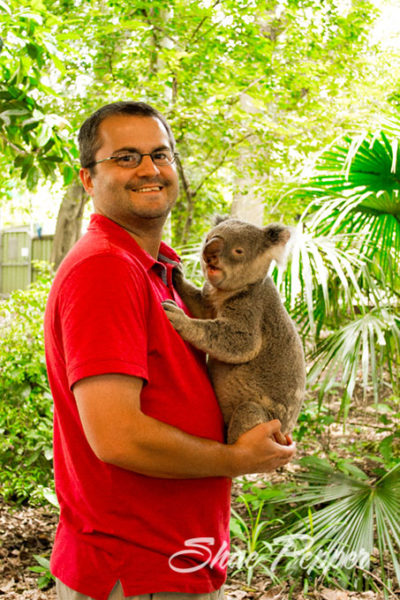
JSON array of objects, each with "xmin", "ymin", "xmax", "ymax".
[{"xmin": 73, "ymin": 373, "xmax": 295, "ymax": 479}]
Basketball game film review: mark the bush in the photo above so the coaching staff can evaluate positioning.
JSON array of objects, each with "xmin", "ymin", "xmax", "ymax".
[{"xmin": 0, "ymin": 263, "xmax": 55, "ymax": 505}]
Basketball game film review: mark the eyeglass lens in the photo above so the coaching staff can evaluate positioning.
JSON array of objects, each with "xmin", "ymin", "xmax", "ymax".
[{"xmin": 115, "ymin": 151, "xmax": 174, "ymax": 167}]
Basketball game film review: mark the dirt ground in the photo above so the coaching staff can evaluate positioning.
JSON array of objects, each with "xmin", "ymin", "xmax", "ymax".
[
  {"xmin": 0, "ymin": 500, "xmax": 57, "ymax": 600},
  {"xmin": 0, "ymin": 391, "xmax": 398, "ymax": 600},
  {"xmin": 0, "ymin": 496, "xmax": 391, "ymax": 600}
]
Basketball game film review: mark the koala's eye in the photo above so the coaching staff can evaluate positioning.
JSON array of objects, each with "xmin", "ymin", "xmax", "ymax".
[{"xmin": 233, "ymin": 247, "xmax": 244, "ymax": 256}]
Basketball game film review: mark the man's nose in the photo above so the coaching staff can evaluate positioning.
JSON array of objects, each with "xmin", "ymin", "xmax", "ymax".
[{"xmin": 135, "ymin": 154, "xmax": 161, "ymax": 176}]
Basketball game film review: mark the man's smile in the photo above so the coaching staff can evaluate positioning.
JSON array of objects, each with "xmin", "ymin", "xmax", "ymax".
[{"xmin": 133, "ymin": 185, "xmax": 164, "ymax": 193}]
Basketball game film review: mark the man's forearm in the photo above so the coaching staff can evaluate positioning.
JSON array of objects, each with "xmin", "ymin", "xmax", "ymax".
[
  {"xmin": 99, "ymin": 409, "xmax": 236, "ymax": 478},
  {"xmin": 74, "ymin": 373, "xmax": 296, "ymax": 479},
  {"xmin": 99, "ymin": 410, "xmax": 295, "ymax": 479}
]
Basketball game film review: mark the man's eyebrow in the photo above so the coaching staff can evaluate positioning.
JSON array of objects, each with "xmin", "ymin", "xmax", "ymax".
[{"xmin": 112, "ymin": 145, "xmax": 171, "ymax": 154}]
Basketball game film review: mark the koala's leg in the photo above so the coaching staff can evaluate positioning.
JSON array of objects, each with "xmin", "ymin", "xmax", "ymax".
[{"xmin": 228, "ymin": 401, "xmax": 273, "ymax": 444}]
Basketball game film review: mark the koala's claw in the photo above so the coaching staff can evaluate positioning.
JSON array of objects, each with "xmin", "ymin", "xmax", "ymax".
[
  {"xmin": 162, "ymin": 299, "xmax": 178, "ymax": 309},
  {"xmin": 162, "ymin": 300, "xmax": 186, "ymax": 330}
]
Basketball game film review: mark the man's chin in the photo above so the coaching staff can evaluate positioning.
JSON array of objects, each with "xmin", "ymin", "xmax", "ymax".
[{"xmin": 128, "ymin": 204, "xmax": 174, "ymax": 222}]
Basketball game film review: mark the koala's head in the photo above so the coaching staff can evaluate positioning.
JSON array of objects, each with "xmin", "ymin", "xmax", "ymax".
[{"xmin": 201, "ymin": 217, "xmax": 291, "ymax": 291}]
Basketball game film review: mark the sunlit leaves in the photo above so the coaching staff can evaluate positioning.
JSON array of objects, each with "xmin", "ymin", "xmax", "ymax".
[
  {"xmin": 23, "ymin": 0, "xmax": 379, "ymax": 243},
  {"xmin": 0, "ymin": 0, "xmax": 76, "ymax": 191},
  {"xmin": 305, "ymin": 128, "xmax": 400, "ymax": 265}
]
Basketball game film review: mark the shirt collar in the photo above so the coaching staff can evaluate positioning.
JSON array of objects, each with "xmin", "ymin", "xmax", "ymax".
[{"xmin": 88, "ymin": 213, "xmax": 181, "ymax": 271}]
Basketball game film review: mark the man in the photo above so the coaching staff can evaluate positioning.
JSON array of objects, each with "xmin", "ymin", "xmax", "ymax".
[{"xmin": 44, "ymin": 101, "xmax": 296, "ymax": 600}]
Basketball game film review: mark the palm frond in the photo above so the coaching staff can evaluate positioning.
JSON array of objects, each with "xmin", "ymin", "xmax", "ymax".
[
  {"xmin": 291, "ymin": 125, "xmax": 400, "ymax": 276},
  {"xmin": 308, "ymin": 307, "xmax": 400, "ymax": 407},
  {"xmin": 272, "ymin": 462, "xmax": 400, "ymax": 587},
  {"xmin": 275, "ymin": 224, "xmax": 367, "ymax": 337}
]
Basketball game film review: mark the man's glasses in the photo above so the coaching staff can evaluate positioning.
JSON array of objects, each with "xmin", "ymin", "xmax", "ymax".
[{"xmin": 86, "ymin": 149, "xmax": 178, "ymax": 169}]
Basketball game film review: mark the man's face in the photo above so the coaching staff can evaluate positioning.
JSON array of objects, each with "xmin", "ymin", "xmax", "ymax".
[{"xmin": 80, "ymin": 114, "xmax": 179, "ymax": 228}]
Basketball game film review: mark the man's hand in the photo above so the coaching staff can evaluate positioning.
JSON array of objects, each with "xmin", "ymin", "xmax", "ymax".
[{"xmin": 229, "ymin": 420, "xmax": 296, "ymax": 477}]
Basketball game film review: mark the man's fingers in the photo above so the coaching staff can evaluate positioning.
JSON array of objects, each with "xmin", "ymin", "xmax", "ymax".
[
  {"xmin": 273, "ymin": 430, "xmax": 288, "ymax": 446},
  {"xmin": 231, "ymin": 420, "xmax": 296, "ymax": 476},
  {"xmin": 250, "ymin": 419, "xmax": 282, "ymax": 436},
  {"xmin": 247, "ymin": 420, "xmax": 291, "ymax": 447}
]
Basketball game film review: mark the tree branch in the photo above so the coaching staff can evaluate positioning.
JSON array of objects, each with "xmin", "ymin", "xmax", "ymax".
[
  {"xmin": 0, "ymin": 133, "xmax": 29, "ymax": 156},
  {"xmin": 355, "ymin": 567, "xmax": 398, "ymax": 599},
  {"xmin": 175, "ymin": 153, "xmax": 193, "ymax": 201},
  {"xmin": 175, "ymin": 153, "xmax": 195, "ymax": 245},
  {"xmin": 227, "ymin": 76, "xmax": 267, "ymax": 106},
  {"xmin": 193, "ymin": 132, "xmax": 256, "ymax": 197},
  {"xmin": 186, "ymin": 0, "xmax": 222, "ymax": 47},
  {"xmin": 148, "ymin": 24, "xmax": 177, "ymax": 46}
]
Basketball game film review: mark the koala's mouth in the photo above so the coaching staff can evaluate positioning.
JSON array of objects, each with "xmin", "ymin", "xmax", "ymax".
[
  {"xmin": 207, "ymin": 265, "xmax": 221, "ymax": 273},
  {"xmin": 206, "ymin": 264, "xmax": 223, "ymax": 278},
  {"xmin": 206, "ymin": 265, "xmax": 225, "ymax": 285}
]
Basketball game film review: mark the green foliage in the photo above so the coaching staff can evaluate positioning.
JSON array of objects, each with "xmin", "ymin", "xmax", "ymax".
[
  {"xmin": 295, "ymin": 400, "xmax": 335, "ymax": 445},
  {"xmin": 305, "ymin": 123, "xmax": 400, "ymax": 274},
  {"xmin": 0, "ymin": 263, "xmax": 54, "ymax": 505},
  {"xmin": 230, "ymin": 481, "xmax": 290, "ymax": 585},
  {"xmin": 0, "ymin": 1, "xmax": 77, "ymax": 192},
  {"xmin": 1, "ymin": 0, "xmax": 386, "ymax": 241},
  {"xmin": 344, "ymin": 398, "xmax": 400, "ymax": 472},
  {"xmin": 231, "ymin": 458, "xmax": 400, "ymax": 594},
  {"xmin": 275, "ymin": 458, "xmax": 400, "ymax": 594},
  {"xmin": 230, "ymin": 491, "xmax": 283, "ymax": 585},
  {"xmin": 275, "ymin": 121, "xmax": 400, "ymax": 412},
  {"xmin": 29, "ymin": 554, "xmax": 54, "ymax": 590}
]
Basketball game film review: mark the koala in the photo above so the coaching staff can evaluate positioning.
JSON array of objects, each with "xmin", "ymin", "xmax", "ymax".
[{"xmin": 163, "ymin": 217, "xmax": 306, "ymax": 444}]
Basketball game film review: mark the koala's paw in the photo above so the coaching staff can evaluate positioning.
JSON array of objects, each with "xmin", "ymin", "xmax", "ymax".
[{"xmin": 162, "ymin": 300, "xmax": 187, "ymax": 330}]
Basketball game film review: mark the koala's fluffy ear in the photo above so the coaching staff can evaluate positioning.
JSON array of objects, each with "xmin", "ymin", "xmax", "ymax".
[
  {"xmin": 264, "ymin": 224, "xmax": 292, "ymax": 266},
  {"xmin": 264, "ymin": 224, "xmax": 291, "ymax": 245},
  {"xmin": 213, "ymin": 214, "xmax": 230, "ymax": 226}
]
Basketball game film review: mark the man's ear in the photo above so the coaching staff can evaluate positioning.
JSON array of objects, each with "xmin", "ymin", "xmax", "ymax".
[{"xmin": 79, "ymin": 168, "xmax": 95, "ymax": 197}]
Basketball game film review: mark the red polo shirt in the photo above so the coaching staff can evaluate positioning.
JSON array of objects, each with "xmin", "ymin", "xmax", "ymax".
[{"xmin": 44, "ymin": 214, "xmax": 231, "ymax": 600}]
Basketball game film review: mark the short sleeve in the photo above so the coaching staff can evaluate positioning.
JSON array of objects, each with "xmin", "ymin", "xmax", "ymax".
[{"xmin": 59, "ymin": 254, "xmax": 149, "ymax": 388}]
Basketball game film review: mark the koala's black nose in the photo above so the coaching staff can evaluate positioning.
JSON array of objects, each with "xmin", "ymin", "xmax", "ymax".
[{"xmin": 203, "ymin": 237, "xmax": 223, "ymax": 265}]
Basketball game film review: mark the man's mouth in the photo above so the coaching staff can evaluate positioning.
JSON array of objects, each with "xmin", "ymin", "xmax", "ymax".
[{"xmin": 133, "ymin": 185, "xmax": 163, "ymax": 193}]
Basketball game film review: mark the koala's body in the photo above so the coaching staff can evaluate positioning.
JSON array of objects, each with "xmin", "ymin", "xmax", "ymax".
[{"xmin": 163, "ymin": 217, "xmax": 306, "ymax": 444}]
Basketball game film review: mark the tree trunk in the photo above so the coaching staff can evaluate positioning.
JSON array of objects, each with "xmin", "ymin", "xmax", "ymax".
[
  {"xmin": 50, "ymin": 181, "xmax": 88, "ymax": 269},
  {"xmin": 230, "ymin": 152, "xmax": 265, "ymax": 226},
  {"xmin": 230, "ymin": 189, "xmax": 265, "ymax": 225},
  {"xmin": 175, "ymin": 155, "xmax": 195, "ymax": 245}
]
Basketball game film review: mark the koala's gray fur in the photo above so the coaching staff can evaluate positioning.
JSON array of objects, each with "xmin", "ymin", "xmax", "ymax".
[{"xmin": 163, "ymin": 217, "xmax": 306, "ymax": 444}]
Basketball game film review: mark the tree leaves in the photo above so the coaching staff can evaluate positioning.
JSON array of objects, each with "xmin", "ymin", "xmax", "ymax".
[
  {"xmin": 0, "ymin": 1, "xmax": 76, "ymax": 191},
  {"xmin": 3, "ymin": 0, "xmax": 384, "ymax": 236}
]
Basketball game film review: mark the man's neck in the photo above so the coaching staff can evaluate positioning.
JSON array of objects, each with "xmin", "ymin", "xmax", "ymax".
[
  {"xmin": 117, "ymin": 218, "xmax": 164, "ymax": 259},
  {"xmin": 127, "ymin": 228, "xmax": 163, "ymax": 259},
  {"xmin": 94, "ymin": 211, "xmax": 168, "ymax": 259}
]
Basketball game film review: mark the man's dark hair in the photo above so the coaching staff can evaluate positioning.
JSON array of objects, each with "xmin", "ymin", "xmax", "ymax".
[{"xmin": 78, "ymin": 101, "xmax": 175, "ymax": 169}]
